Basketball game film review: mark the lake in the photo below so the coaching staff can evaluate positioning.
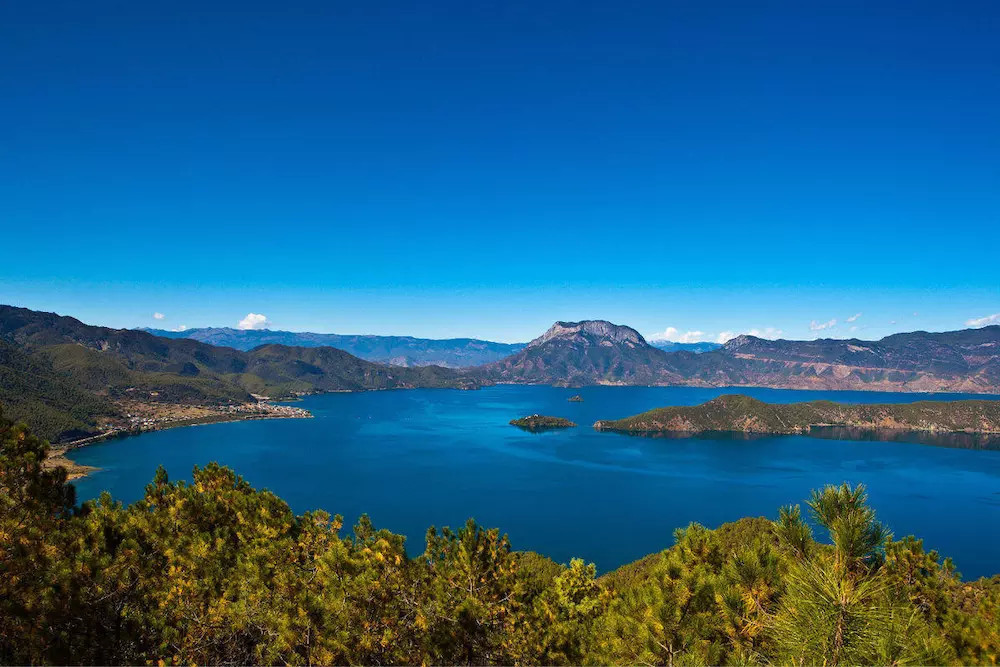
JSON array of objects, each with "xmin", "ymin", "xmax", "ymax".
[{"xmin": 71, "ymin": 386, "xmax": 1000, "ymax": 579}]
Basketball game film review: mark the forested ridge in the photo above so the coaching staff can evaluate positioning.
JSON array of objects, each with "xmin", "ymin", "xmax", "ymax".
[
  {"xmin": 594, "ymin": 394, "xmax": 1000, "ymax": 435},
  {"xmin": 2, "ymin": 411, "xmax": 998, "ymax": 665}
]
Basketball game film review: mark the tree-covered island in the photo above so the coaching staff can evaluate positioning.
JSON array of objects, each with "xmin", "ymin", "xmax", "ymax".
[{"xmin": 510, "ymin": 415, "xmax": 578, "ymax": 431}]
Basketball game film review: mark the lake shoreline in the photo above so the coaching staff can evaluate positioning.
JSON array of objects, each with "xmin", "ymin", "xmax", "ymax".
[
  {"xmin": 66, "ymin": 385, "xmax": 1000, "ymax": 580},
  {"xmin": 49, "ymin": 407, "xmax": 313, "ymax": 481}
]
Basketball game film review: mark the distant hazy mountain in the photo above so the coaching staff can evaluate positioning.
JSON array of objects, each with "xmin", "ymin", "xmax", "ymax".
[
  {"xmin": 480, "ymin": 319, "xmax": 1000, "ymax": 392},
  {"xmin": 650, "ymin": 340, "xmax": 721, "ymax": 353},
  {"xmin": 141, "ymin": 327, "xmax": 525, "ymax": 368}
]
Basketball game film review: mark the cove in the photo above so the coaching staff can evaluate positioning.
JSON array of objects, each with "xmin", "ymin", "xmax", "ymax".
[{"xmin": 71, "ymin": 386, "xmax": 1000, "ymax": 579}]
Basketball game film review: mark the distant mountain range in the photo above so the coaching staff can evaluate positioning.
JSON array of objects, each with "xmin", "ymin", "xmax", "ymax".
[
  {"xmin": 650, "ymin": 340, "xmax": 721, "ymax": 354},
  {"xmin": 141, "ymin": 327, "xmax": 525, "ymax": 367},
  {"xmin": 3, "ymin": 305, "xmax": 1000, "ymax": 442},
  {"xmin": 142, "ymin": 325, "xmax": 717, "ymax": 362},
  {"xmin": 477, "ymin": 319, "xmax": 1000, "ymax": 393}
]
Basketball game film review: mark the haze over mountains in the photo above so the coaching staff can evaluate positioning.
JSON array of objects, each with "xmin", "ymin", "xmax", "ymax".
[
  {"xmin": 145, "ymin": 326, "xmax": 720, "ymax": 364},
  {"xmin": 649, "ymin": 340, "xmax": 722, "ymax": 354},
  {"xmin": 2, "ymin": 304, "xmax": 1000, "ymax": 442},
  {"xmin": 142, "ymin": 327, "xmax": 525, "ymax": 367},
  {"xmin": 143, "ymin": 326, "xmax": 720, "ymax": 365}
]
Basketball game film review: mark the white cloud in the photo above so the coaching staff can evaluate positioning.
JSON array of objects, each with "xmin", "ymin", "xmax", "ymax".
[
  {"xmin": 173, "ymin": 325, "xmax": 188, "ymax": 332},
  {"xmin": 810, "ymin": 319, "xmax": 837, "ymax": 331},
  {"xmin": 716, "ymin": 327, "xmax": 783, "ymax": 344},
  {"xmin": 846, "ymin": 312, "xmax": 862, "ymax": 322},
  {"xmin": 153, "ymin": 312, "xmax": 165, "ymax": 320},
  {"xmin": 649, "ymin": 326, "xmax": 708, "ymax": 343},
  {"xmin": 238, "ymin": 313, "xmax": 271, "ymax": 330},
  {"xmin": 967, "ymin": 313, "xmax": 1000, "ymax": 327}
]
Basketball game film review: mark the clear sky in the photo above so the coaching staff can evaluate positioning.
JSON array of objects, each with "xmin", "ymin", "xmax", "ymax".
[{"xmin": 2, "ymin": 0, "xmax": 998, "ymax": 343}]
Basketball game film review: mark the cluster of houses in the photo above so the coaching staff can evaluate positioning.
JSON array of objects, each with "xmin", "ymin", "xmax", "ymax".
[{"xmin": 117, "ymin": 400, "xmax": 311, "ymax": 433}]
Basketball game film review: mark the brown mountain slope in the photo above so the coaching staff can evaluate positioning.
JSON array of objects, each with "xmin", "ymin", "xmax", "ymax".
[
  {"xmin": 477, "ymin": 320, "xmax": 687, "ymax": 386},
  {"xmin": 479, "ymin": 320, "xmax": 1000, "ymax": 393}
]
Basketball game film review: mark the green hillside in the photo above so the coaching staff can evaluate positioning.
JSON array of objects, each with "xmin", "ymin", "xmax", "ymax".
[
  {"xmin": 0, "ymin": 340, "xmax": 112, "ymax": 441},
  {"xmin": 0, "ymin": 305, "xmax": 477, "ymax": 441}
]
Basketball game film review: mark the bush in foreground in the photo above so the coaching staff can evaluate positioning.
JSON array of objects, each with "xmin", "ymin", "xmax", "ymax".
[{"xmin": 1, "ymin": 411, "xmax": 998, "ymax": 665}]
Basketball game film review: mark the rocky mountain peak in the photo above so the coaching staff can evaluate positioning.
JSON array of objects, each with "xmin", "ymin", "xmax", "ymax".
[
  {"xmin": 722, "ymin": 334, "xmax": 760, "ymax": 351},
  {"xmin": 526, "ymin": 320, "xmax": 649, "ymax": 349}
]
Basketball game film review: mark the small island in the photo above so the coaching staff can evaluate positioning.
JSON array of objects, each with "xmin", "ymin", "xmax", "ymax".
[
  {"xmin": 510, "ymin": 415, "xmax": 577, "ymax": 432},
  {"xmin": 593, "ymin": 394, "xmax": 1000, "ymax": 436},
  {"xmin": 568, "ymin": 394, "xmax": 584, "ymax": 402}
]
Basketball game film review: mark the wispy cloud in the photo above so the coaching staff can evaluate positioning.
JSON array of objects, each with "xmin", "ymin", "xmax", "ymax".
[
  {"xmin": 173, "ymin": 325, "xmax": 188, "ymax": 332},
  {"xmin": 238, "ymin": 313, "xmax": 271, "ymax": 330},
  {"xmin": 649, "ymin": 326, "xmax": 708, "ymax": 343},
  {"xmin": 967, "ymin": 313, "xmax": 1000, "ymax": 327},
  {"xmin": 153, "ymin": 312, "xmax": 165, "ymax": 320},
  {"xmin": 809, "ymin": 319, "xmax": 837, "ymax": 331},
  {"xmin": 846, "ymin": 312, "xmax": 862, "ymax": 322},
  {"xmin": 716, "ymin": 327, "xmax": 783, "ymax": 344}
]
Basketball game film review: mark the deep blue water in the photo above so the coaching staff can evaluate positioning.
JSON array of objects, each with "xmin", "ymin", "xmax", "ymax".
[{"xmin": 71, "ymin": 386, "xmax": 1000, "ymax": 579}]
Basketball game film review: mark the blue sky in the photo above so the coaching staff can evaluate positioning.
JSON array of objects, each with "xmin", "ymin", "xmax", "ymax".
[{"xmin": 2, "ymin": 1, "xmax": 998, "ymax": 343}]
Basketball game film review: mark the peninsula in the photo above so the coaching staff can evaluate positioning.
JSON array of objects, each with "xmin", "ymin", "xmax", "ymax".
[{"xmin": 593, "ymin": 394, "xmax": 1000, "ymax": 436}]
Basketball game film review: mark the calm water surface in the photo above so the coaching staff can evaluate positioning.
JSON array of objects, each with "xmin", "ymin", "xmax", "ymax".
[{"xmin": 72, "ymin": 386, "xmax": 1000, "ymax": 578}]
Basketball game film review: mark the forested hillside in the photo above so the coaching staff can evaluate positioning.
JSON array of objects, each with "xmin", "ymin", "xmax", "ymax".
[
  {"xmin": 2, "ymin": 413, "xmax": 997, "ymax": 665},
  {"xmin": 0, "ymin": 339, "xmax": 113, "ymax": 441},
  {"xmin": 0, "ymin": 305, "xmax": 475, "ymax": 441}
]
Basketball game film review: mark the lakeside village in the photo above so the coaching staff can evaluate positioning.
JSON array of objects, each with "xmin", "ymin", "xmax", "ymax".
[
  {"xmin": 122, "ymin": 399, "xmax": 311, "ymax": 430},
  {"xmin": 67, "ymin": 398, "xmax": 313, "ymax": 449},
  {"xmin": 43, "ymin": 399, "xmax": 311, "ymax": 480}
]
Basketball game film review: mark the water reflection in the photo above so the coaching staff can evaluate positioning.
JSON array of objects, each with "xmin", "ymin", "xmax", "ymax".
[
  {"xmin": 611, "ymin": 430, "xmax": 774, "ymax": 442},
  {"xmin": 806, "ymin": 426, "xmax": 1000, "ymax": 450},
  {"xmin": 618, "ymin": 427, "xmax": 1000, "ymax": 450}
]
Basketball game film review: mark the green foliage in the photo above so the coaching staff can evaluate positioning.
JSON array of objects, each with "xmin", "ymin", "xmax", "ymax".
[
  {"xmin": 1, "ymin": 415, "xmax": 998, "ymax": 665},
  {"xmin": 807, "ymin": 483, "xmax": 892, "ymax": 574},
  {"xmin": 509, "ymin": 415, "xmax": 577, "ymax": 431},
  {"xmin": 774, "ymin": 504, "xmax": 812, "ymax": 559}
]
